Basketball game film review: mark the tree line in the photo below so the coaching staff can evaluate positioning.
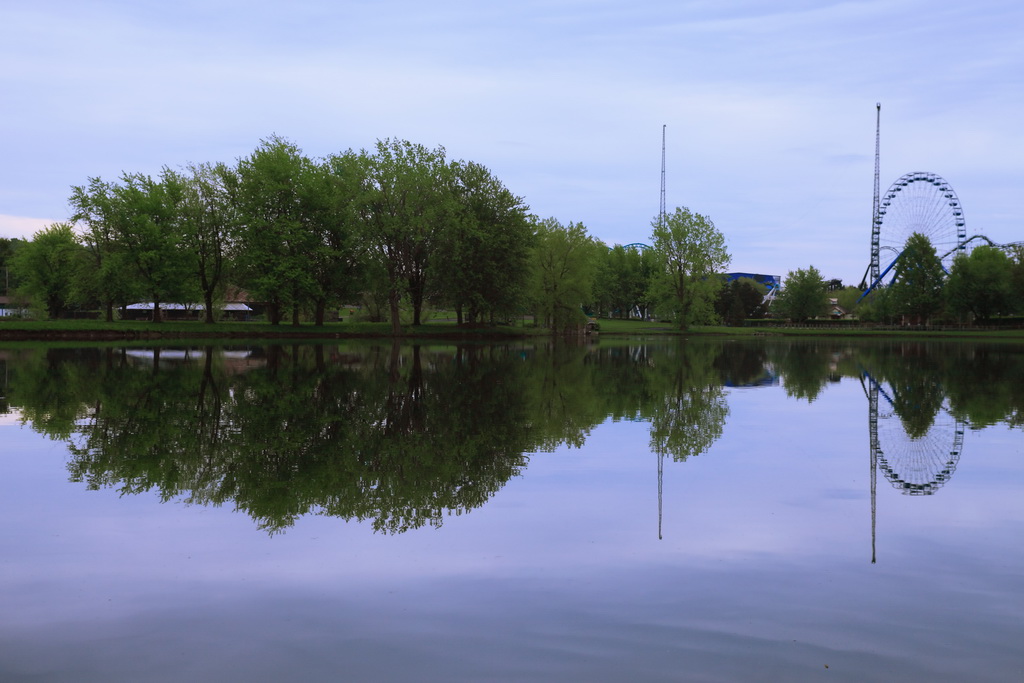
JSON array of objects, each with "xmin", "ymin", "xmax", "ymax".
[
  {"xmin": 2, "ymin": 136, "xmax": 742, "ymax": 332},
  {"xmin": 9, "ymin": 137, "xmax": 536, "ymax": 332},
  {"xmin": 773, "ymin": 232, "xmax": 1024, "ymax": 324},
  {"xmin": 5, "ymin": 138, "xmax": 1020, "ymax": 330}
]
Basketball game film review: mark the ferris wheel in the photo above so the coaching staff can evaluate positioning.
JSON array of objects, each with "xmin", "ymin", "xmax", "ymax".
[{"xmin": 868, "ymin": 172, "xmax": 967, "ymax": 286}]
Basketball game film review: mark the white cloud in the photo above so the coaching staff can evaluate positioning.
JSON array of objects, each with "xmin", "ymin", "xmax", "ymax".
[{"xmin": 0, "ymin": 216, "xmax": 58, "ymax": 241}]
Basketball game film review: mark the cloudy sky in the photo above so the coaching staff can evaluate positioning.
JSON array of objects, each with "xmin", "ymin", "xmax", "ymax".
[{"xmin": 2, "ymin": 0, "xmax": 1021, "ymax": 283}]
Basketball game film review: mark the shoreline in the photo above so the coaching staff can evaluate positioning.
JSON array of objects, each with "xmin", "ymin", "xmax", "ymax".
[{"xmin": 2, "ymin": 320, "xmax": 1023, "ymax": 343}]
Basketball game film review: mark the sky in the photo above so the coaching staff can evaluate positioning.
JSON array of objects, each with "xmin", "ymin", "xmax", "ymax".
[{"xmin": 1, "ymin": 0, "xmax": 1021, "ymax": 285}]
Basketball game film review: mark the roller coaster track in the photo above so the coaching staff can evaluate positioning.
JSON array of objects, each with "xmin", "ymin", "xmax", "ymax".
[{"xmin": 859, "ymin": 235, "xmax": 1020, "ymax": 301}]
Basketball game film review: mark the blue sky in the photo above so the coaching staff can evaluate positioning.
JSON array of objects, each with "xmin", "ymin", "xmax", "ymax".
[{"xmin": 2, "ymin": 0, "xmax": 1021, "ymax": 284}]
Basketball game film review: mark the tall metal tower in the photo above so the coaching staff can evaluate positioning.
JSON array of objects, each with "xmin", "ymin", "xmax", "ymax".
[
  {"xmin": 659, "ymin": 124, "xmax": 667, "ymax": 228},
  {"xmin": 869, "ymin": 103, "xmax": 882, "ymax": 285},
  {"xmin": 658, "ymin": 123, "xmax": 666, "ymax": 540}
]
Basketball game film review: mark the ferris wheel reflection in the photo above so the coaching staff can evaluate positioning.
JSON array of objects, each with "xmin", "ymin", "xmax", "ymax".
[{"xmin": 859, "ymin": 369, "xmax": 966, "ymax": 563}]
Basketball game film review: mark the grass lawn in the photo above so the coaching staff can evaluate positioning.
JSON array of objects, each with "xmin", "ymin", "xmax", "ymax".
[
  {"xmin": 594, "ymin": 318, "xmax": 1024, "ymax": 339},
  {"xmin": 0, "ymin": 316, "xmax": 547, "ymax": 341},
  {"xmin": 2, "ymin": 316, "xmax": 1022, "ymax": 342}
]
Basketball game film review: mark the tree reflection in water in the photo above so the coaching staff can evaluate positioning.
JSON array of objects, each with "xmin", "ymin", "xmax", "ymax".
[{"xmin": 3, "ymin": 339, "xmax": 1022, "ymax": 535}]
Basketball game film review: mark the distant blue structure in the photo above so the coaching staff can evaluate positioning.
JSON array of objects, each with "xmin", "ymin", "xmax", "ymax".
[{"xmin": 723, "ymin": 273, "xmax": 781, "ymax": 292}]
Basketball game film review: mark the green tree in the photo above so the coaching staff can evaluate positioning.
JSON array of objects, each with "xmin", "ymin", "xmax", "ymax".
[
  {"xmin": 714, "ymin": 277, "xmax": 767, "ymax": 326},
  {"xmin": 857, "ymin": 285, "xmax": 896, "ymax": 324},
  {"xmin": 775, "ymin": 266, "xmax": 828, "ymax": 322},
  {"xmin": 308, "ymin": 151, "xmax": 365, "ymax": 325},
  {"xmin": 946, "ymin": 246, "xmax": 1014, "ymax": 323},
  {"xmin": 436, "ymin": 160, "xmax": 533, "ymax": 325},
  {"xmin": 104, "ymin": 172, "xmax": 197, "ymax": 322},
  {"xmin": 1010, "ymin": 245, "xmax": 1024, "ymax": 316},
  {"xmin": 355, "ymin": 258, "xmax": 393, "ymax": 322},
  {"xmin": 649, "ymin": 207, "xmax": 730, "ymax": 330},
  {"xmin": 530, "ymin": 217, "xmax": 599, "ymax": 333},
  {"xmin": 634, "ymin": 246, "xmax": 659, "ymax": 320},
  {"xmin": 0, "ymin": 238, "xmax": 23, "ymax": 297},
  {"xmin": 234, "ymin": 136, "xmax": 319, "ymax": 325},
  {"xmin": 358, "ymin": 139, "xmax": 455, "ymax": 333},
  {"xmin": 890, "ymin": 232, "xmax": 945, "ymax": 323},
  {"xmin": 9, "ymin": 223, "xmax": 81, "ymax": 318},
  {"xmin": 172, "ymin": 162, "xmax": 238, "ymax": 324},
  {"xmin": 69, "ymin": 177, "xmax": 141, "ymax": 321},
  {"xmin": 594, "ymin": 244, "xmax": 656, "ymax": 320},
  {"xmin": 836, "ymin": 286, "xmax": 863, "ymax": 317},
  {"xmin": 590, "ymin": 241, "xmax": 616, "ymax": 318},
  {"xmin": 0, "ymin": 237, "xmax": 19, "ymax": 266}
]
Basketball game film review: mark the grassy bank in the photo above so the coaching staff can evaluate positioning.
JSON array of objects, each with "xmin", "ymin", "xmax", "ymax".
[
  {"xmin": 596, "ymin": 318, "xmax": 1024, "ymax": 339},
  {"xmin": 3, "ymin": 317, "xmax": 1023, "ymax": 342},
  {"xmin": 0, "ymin": 317, "xmax": 542, "ymax": 342}
]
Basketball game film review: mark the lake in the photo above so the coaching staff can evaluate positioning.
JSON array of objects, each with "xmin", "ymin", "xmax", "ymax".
[{"xmin": 1, "ymin": 339, "xmax": 1022, "ymax": 682}]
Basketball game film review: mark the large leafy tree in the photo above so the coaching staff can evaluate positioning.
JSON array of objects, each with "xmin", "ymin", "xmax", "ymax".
[
  {"xmin": 530, "ymin": 217, "xmax": 600, "ymax": 333},
  {"xmin": 890, "ymin": 232, "xmax": 945, "ymax": 323},
  {"xmin": 234, "ymin": 136, "xmax": 319, "ymax": 325},
  {"xmin": 171, "ymin": 162, "xmax": 237, "ymax": 324},
  {"xmin": 307, "ymin": 151, "xmax": 366, "ymax": 326},
  {"xmin": 649, "ymin": 206, "xmax": 730, "ymax": 330},
  {"xmin": 594, "ymin": 244, "xmax": 657, "ymax": 319},
  {"xmin": 946, "ymin": 245, "xmax": 1014, "ymax": 323},
  {"xmin": 358, "ymin": 139, "xmax": 455, "ymax": 332},
  {"xmin": 857, "ymin": 285, "xmax": 897, "ymax": 324},
  {"xmin": 714, "ymin": 277, "xmax": 767, "ymax": 326},
  {"xmin": 775, "ymin": 266, "xmax": 828, "ymax": 322},
  {"xmin": 589, "ymin": 242, "xmax": 615, "ymax": 318},
  {"xmin": 104, "ymin": 172, "xmax": 196, "ymax": 322},
  {"xmin": 1010, "ymin": 245, "xmax": 1024, "ymax": 315},
  {"xmin": 9, "ymin": 223, "xmax": 82, "ymax": 318},
  {"xmin": 0, "ymin": 238, "xmax": 19, "ymax": 265},
  {"xmin": 69, "ymin": 177, "xmax": 141, "ymax": 321},
  {"xmin": 436, "ymin": 160, "xmax": 533, "ymax": 325},
  {"xmin": 633, "ymin": 246, "xmax": 659, "ymax": 320},
  {"xmin": 1, "ymin": 238, "xmax": 24, "ymax": 298},
  {"xmin": 835, "ymin": 286, "xmax": 863, "ymax": 317}
]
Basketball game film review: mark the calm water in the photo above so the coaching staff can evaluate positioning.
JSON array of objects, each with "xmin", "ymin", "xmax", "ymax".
[{"xmin": 1, "ymin": 339, "xmax": 1022, "ymax": 682}]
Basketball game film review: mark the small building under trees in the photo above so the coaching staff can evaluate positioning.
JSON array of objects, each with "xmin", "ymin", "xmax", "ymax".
[{"xmin": 122, "ymin": 301, "xmax": 253, "ymax": 321}]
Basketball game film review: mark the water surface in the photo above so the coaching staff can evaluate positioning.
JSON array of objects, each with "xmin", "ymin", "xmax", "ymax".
[{"xmin": 1, "ymin": 340, "xmax": 1021, "ymax": 681}]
